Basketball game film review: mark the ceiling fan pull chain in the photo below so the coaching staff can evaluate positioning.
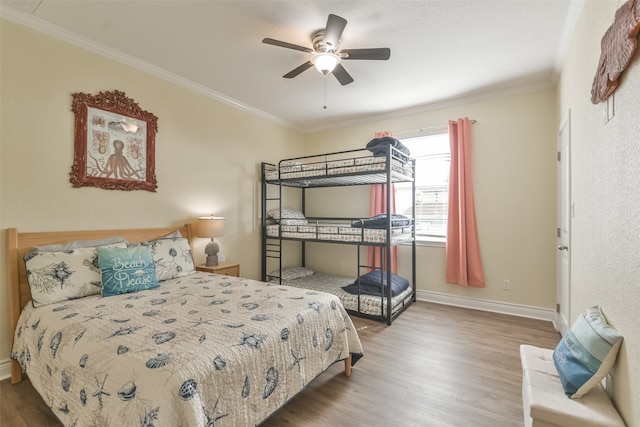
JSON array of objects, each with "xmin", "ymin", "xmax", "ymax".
[{"xmin": 323, "ymin": 74, "xmax": 328, "ymax": 110}]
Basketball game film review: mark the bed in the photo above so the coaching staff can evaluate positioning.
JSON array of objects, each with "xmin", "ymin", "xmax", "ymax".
[
  {"xmin": 265, "ymin": 155, "xmax": 413, "ymax": 185},
  {"xmin": 261, "ymin": 144, "xmax": 417, "ymax": 325},
  {"xmin": 267, "ymin": 271, "xmax": 414, "ymax": 318},
  {"xmin": 7, "ymin": 225, "xmax": 363, "ymax": 427},
  {"xmin": 265, "ymin": 221, "xmax": 413, "ymax": 244}
]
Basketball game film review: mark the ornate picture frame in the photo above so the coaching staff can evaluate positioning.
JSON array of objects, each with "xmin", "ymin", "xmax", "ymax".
[
  {"xmin": 70, "ymin": 90, "xmax": 158, "ymax": 191},
  {"xmin": 591, "ymin": 0, "xmax": 640, "ymax": 104}
]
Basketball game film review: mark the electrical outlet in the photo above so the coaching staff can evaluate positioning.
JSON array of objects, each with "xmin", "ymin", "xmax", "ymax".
[{"xmin": 502, "ymin": 279, "xmax": 511, "ymax": 290}]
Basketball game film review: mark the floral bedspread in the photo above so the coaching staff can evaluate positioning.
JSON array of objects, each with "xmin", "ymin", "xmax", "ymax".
[{"xmin": 12, "ymin": 272, "xmax": 363, "ymax": 426}]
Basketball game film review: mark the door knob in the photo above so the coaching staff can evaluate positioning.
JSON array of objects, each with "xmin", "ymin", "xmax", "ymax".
[{"xmin": 558, "ymin": 245, "xmax": 568, "ymax": 251}]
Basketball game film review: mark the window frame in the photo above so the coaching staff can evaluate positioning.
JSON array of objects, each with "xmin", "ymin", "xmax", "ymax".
[{"xmin": 395, "ymin": 129, "xmax": 450, "ymax": 245}]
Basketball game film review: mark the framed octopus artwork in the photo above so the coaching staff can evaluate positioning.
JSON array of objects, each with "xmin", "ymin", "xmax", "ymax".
[{"xmin": 70, "ymin": 90, "xmax": 158, "ymax": 191}]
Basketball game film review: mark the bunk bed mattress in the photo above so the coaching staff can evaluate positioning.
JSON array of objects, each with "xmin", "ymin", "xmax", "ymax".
[
  {"xmin": 265, "ymin": 156, "xmax": 413, "ymax": 181},
  {"xmin": 12, "ymin": 271, "xmax": 363, "ymax": 427},
  {"xmin": 266, "ymin": 223, "xmax": 413, "ymax": 243},
  {"xmin": 269, "ymin": 273, "xmax": 414, "ymax": 317}
]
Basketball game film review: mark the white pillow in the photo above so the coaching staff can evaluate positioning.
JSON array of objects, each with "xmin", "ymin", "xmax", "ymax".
[
  {"xmin": 24, "ymin": 242, "xmax": 127, "ymax": 307},
  {"xmin": 138, "ymin": 237, "xmax": 195, "ymax": 281}
]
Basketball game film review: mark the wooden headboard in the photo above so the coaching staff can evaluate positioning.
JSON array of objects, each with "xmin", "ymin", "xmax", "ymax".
[{"xmin": 6, "ymin": 224, "xmax": 193, "ymax": 383}]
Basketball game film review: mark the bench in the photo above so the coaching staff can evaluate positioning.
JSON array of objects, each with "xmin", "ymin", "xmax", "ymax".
[{"xmin": 520, "ymin": 344, "xmax": 625, "ymax": 427}]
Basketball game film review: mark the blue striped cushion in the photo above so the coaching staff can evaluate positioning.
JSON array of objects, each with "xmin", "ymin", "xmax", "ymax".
[{"xmin": 553, "ymin": 306, "xmax": 622, "ymax": 399}]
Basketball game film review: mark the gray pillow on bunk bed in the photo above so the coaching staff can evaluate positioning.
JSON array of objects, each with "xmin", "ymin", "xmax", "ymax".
[
  {"xmin": 342, "ymin": 271, "xmax": 410, "ymax": 297},
  {"xmin": 351, "ymin": 214, "xmax": 412, "ymax": 229},
  {"xmin": 267, "ymin": 208, "xmax": 308, "ymax": 225}
]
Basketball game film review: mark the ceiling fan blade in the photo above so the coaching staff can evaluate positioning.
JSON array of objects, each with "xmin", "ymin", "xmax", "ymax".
[
  {"xmin": 324, "ymin": 14, "xmax": 347, "ymax": 49},
  {"xmin": 332, "ymin": 63, "xmax": 354, "ymax": 86},
  {"xmin": 262, "ymin": 38, "xmax": 313, "ymax": 53},
  {"xmin": 283, "ymin": 61, "xmax": 314, "ymax": 78},
  {"xmin": 341, "ymin": 48, "xmax": 391, "ymax": 60}
]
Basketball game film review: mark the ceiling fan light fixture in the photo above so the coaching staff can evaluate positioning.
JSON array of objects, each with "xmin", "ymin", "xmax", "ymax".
[
  {"xmin": 312, "ymin": 52, "xmax": 340, "ymax": 74},
  {"xmin": 263, "ymin": 14, "xmax": 389, "ymax": 85}
]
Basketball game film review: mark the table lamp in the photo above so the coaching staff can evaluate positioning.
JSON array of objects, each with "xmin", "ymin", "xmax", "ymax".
[{"xmin": 197, "ymin": 216, "xmax": 225, "ymax": 266}]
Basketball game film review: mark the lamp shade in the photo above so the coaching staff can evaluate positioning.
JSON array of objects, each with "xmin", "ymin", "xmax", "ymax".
[
  {"xmin": 312, "ymin": 52, "xmax": 340, "ymax": 74},
  {"xmin": 197, "ymin": 216, "xmax": 225, "ymax": 238}
]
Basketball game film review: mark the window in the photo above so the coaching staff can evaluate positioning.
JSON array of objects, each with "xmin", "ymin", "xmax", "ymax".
[{"xmin": 395, "ymin": 132, "xmax": 450, "ymax": 242}]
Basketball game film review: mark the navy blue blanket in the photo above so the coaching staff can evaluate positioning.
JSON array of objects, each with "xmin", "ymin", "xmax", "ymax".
[
  {"xmin": 366, "ymin": 137, "xmax": 411, "ymax": 161},
  {"xmin": 352, "ymin": 213, "xmax": 412, "ymax": 229},
  {"xmin": 342, "ymin": 270, "xmax": 410, "ymax": 297}
]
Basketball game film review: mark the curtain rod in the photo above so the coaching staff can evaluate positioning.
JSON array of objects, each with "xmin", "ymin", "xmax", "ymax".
[{"xmin": 391, "ymin": 119, "xmax": 477, "ymax": 136}]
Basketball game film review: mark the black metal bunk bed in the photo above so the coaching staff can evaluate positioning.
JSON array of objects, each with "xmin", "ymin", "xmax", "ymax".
[{"xmin": 260, "ymin": 145, "xmax": 416, "ymax": 325}]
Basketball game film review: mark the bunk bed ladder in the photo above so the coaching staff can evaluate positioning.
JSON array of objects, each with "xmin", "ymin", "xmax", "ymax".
[
  {"xmin": 261, "ymin": 162, "xmax": 283, "ymax": 283},
  {"xmin": 385, "ymin": 145, "xmax": 393, "ymax": 325}
]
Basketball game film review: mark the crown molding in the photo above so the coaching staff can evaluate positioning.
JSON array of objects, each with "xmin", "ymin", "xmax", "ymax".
[
  {"xmin": 553, "ymin": 0, "xmax": 585, "ymax": 73},
  {"xmin": 305, "ymin": 79, "xmax": 555, "ymax": 134},
  {"xmin": 0, "ymin": 6, "xmax": 299, "ymax": 131},
  {"xmin": 1, "ymin": 3, "xmax": 575, "ymax": 136}
]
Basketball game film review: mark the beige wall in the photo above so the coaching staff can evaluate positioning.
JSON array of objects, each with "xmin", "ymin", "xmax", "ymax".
[
  {"xmin": 558, "ymin": 1, "xmax": 640, "ymax": 424},
  {"xmin": 0, "ymin": 21, "xmax": 304, "ymax": 362},
  {"xmin": 5, "ymin": 5, "xmax": 637, "ymax": 424},
  {"xmin": 303, "ymin": 89, "xmax": 558, "ymax": 313}
]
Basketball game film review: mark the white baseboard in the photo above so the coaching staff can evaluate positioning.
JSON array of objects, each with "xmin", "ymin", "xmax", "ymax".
[
  {"xmin": 0, "ymin": 358, "xmax": 12, "ymax": 381},
  {"xmin": 416, "ymin": 289, "xmax": 558, "ymax": 325},
  {"xmin": 556, "ymin": 312, "xmax": 569, "ymax": 336}
]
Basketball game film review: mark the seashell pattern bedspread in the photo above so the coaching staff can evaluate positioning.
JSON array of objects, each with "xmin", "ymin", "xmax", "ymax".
[{"xmin": 12, "ymin": 271, "xmax": 363, "ymax": 426}]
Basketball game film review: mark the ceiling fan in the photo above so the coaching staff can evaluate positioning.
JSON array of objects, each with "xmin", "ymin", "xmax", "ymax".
[{"xmin": 262, "ymin": 14, "xmax": 391, "ymax": 86}]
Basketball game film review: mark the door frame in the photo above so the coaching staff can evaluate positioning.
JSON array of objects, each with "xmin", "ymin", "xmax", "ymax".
[{"xmin": 556, "ymin": 110, "xmax": 571, "ymax": 335}]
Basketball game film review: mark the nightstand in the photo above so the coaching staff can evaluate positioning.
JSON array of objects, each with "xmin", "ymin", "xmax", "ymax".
[{"xmin": 196, "ymin": 262, "xmax": 240, "ymax": 277}]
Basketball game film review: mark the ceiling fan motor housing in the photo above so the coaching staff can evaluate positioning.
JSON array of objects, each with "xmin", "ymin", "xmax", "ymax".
[
  {"xmin": 312, "ymin": 29, "xmax": 337, "ymax": 53},
  {"xmin": 262, "ymin": 13, "xmax": 389, "ymax": 85}
]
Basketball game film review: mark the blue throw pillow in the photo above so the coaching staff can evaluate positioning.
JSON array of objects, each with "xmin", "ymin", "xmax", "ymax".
[
  {"xmin": 342, "ymin": 271, "xmax": 410, "ymax": 297},
  {"xmin": 553, "ymin": 306, "xmax": 623, "ymax": 398},
  {"xmin": 98, "ymin": 246, "xmax": 159, "ymax": 297}
]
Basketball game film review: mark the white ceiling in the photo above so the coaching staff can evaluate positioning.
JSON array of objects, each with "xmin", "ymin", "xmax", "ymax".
[{"xmin": 1, "ymin": 0, "xmax": 580, "ymax": 132}]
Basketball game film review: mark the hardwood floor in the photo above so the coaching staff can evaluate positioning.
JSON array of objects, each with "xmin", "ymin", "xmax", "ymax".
[{"xmin": 0, "ymin": 301, "xmax": 560, "ymax": 427}]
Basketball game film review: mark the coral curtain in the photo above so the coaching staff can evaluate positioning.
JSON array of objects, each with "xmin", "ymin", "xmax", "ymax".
[
  {"xmin": 368, "ymin": 130, "xmax": 397, "ymax": 273},
  {"xmin": 368, "ymin": 184, "xmax": 398, "ymax": 273},
  {"xmin": 446, "ymin": 118, "xmax": 485, "ymax": 287}
]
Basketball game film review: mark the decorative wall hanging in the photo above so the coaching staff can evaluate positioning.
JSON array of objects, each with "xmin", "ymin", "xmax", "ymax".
[
  {"xmin": 591, "ymin": 0, "xmax": 640, "ymax": 104},
  {"xmin": 70, "ymin": 90, "xmax": 158, "ymax": 191}
]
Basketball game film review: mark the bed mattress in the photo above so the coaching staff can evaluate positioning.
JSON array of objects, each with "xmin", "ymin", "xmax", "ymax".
[
  {"xmin": 12, "ymin": 271, "xmax": 363, "ymax": 427},
  {"xmin": 269, "ymin": 272, "xmax": 414, "ymax": 318},
  {"xmin": 266, "ymin": 223, "xmax": 413, "ymax": 243},
  {"xmin": 264, "ymin": 156, "xmax": 414, "ymax": 182}
]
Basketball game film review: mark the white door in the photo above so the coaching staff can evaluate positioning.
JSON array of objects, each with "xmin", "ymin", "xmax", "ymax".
[{"xmin": 557, "ymin": 111, "xmax": 571, "ymax": 335}]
